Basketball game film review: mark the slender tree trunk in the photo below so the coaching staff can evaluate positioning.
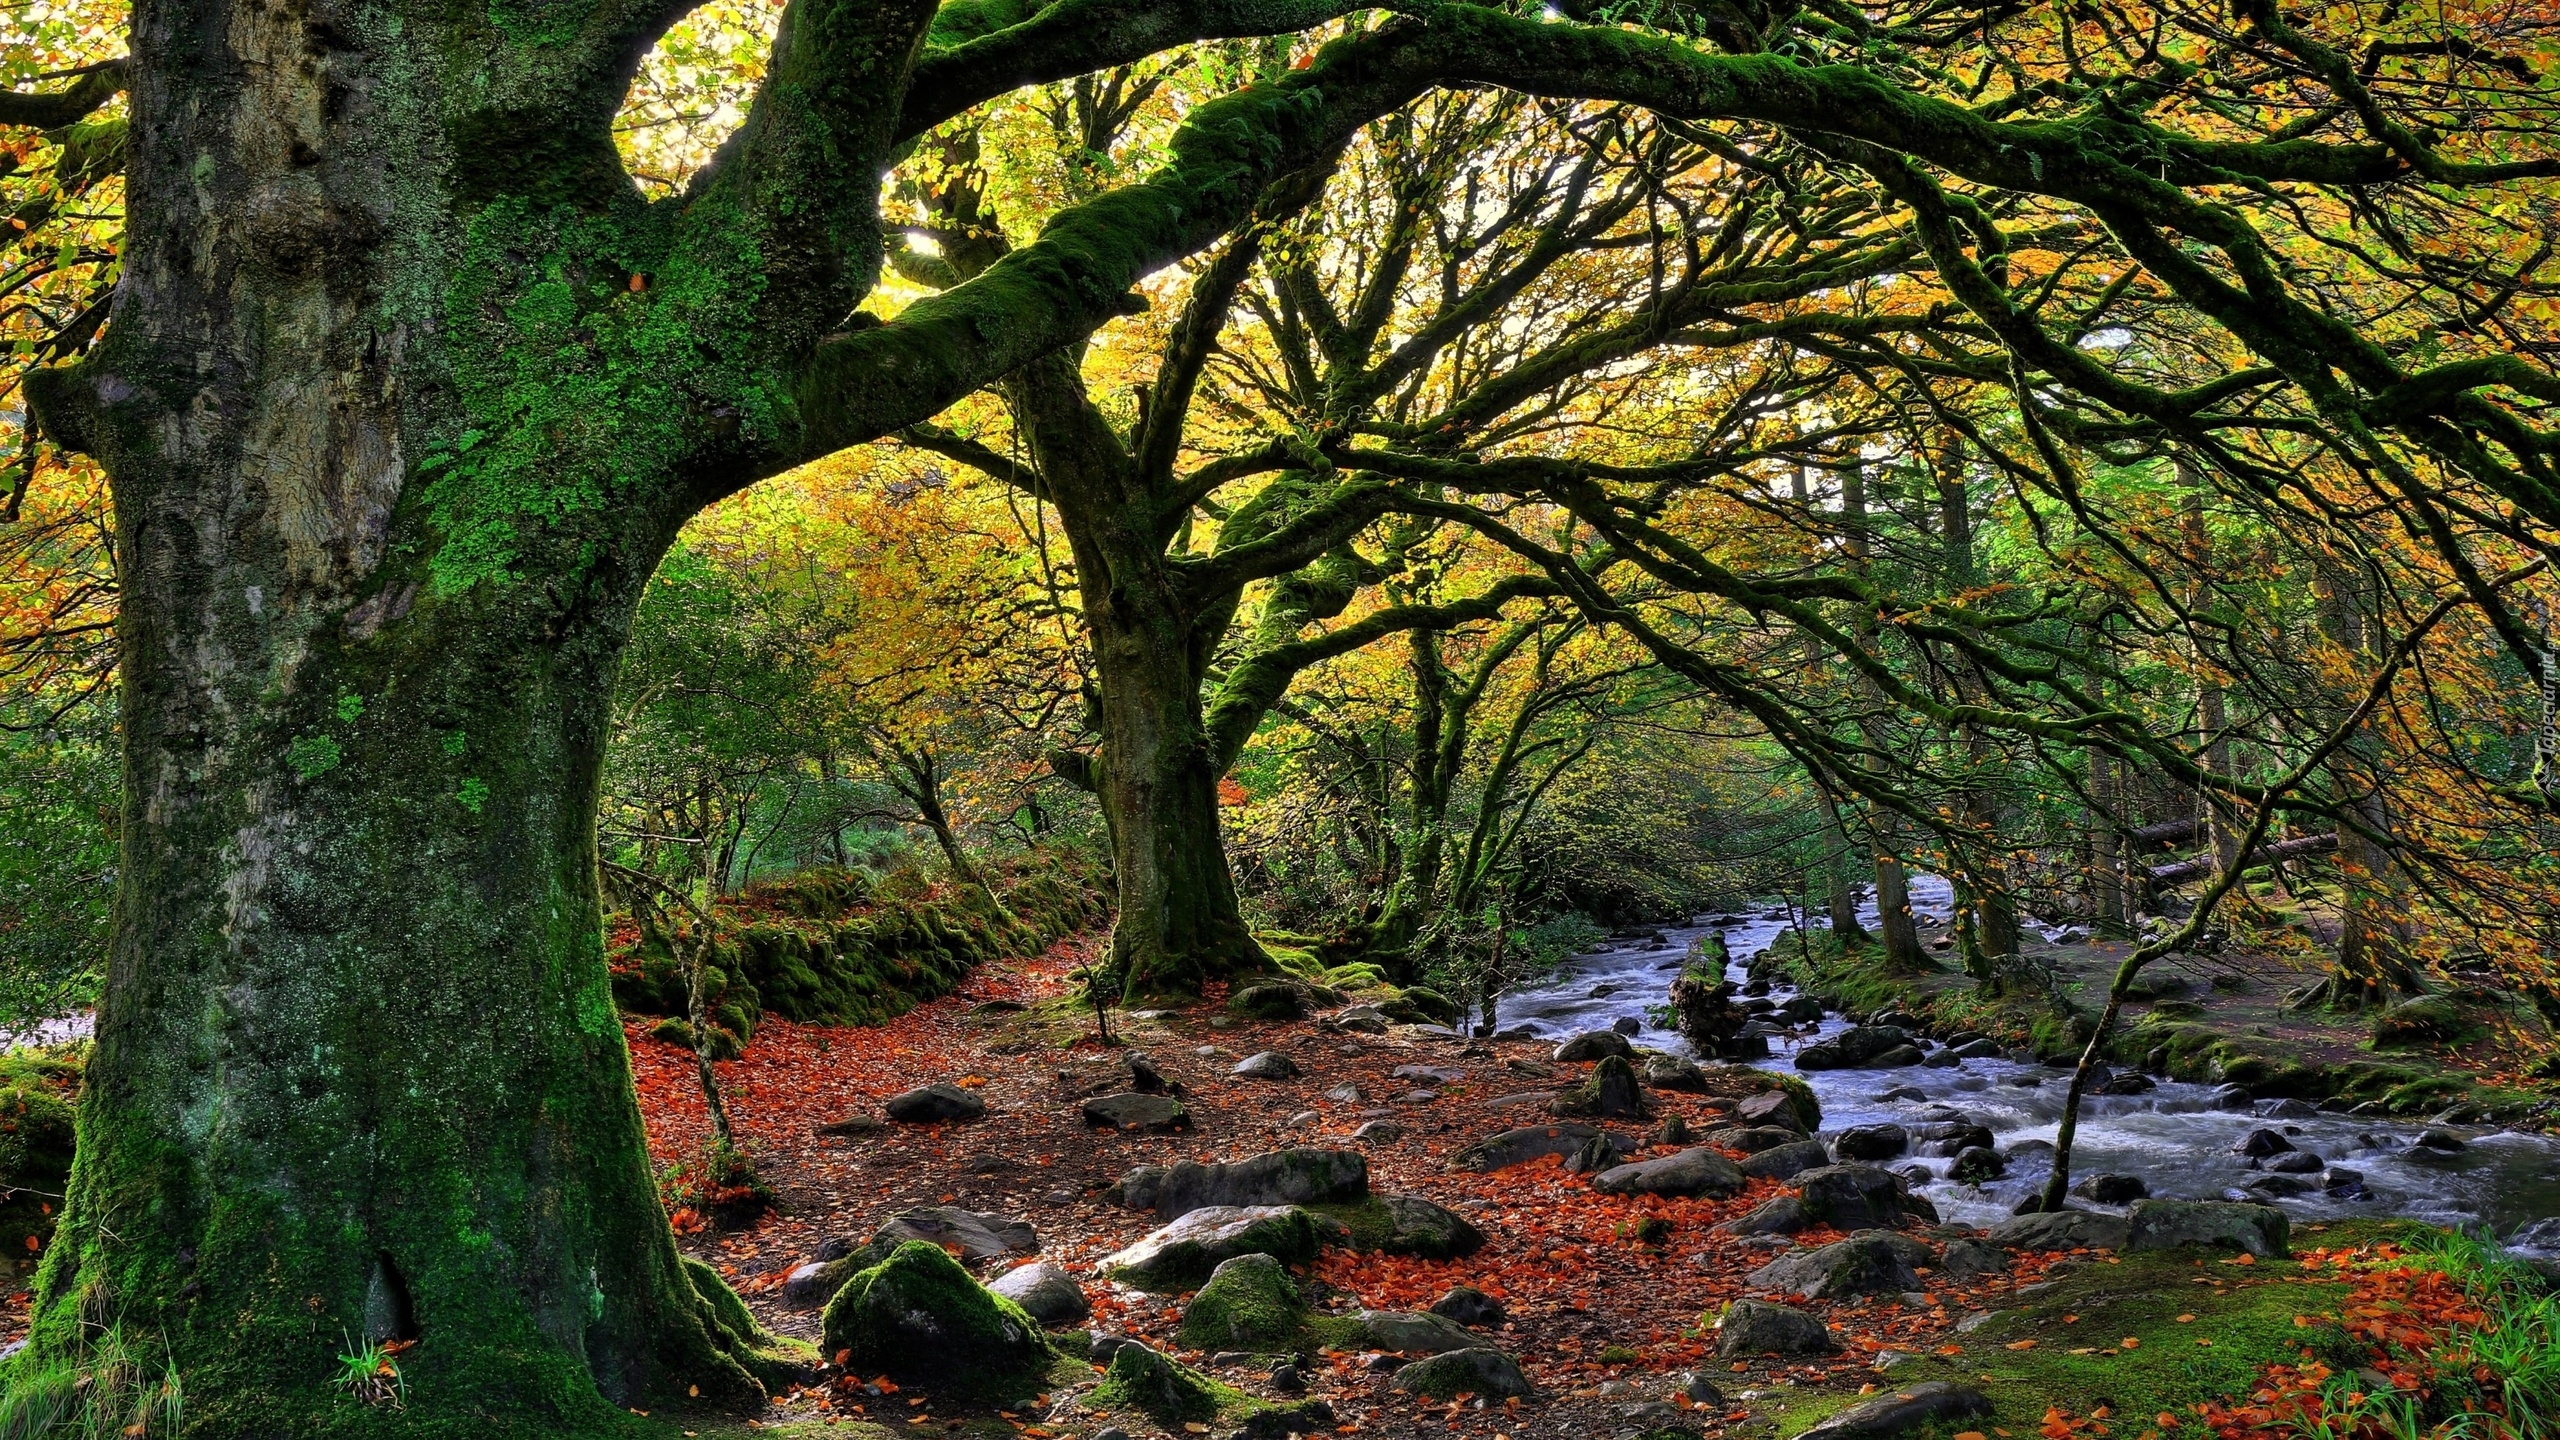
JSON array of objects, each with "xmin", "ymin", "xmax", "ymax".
[
  {"xmin": 2314, "ymin": 565, "xmax": 2421, "ymax": 1005},
  {"xmin": 1841, "ymin": 461, "xmax": 1924, "ymax": 970},
  {"xmin": 2091, "ymin": 746, "xmax": 2127, "ymax": 935},
  {"xmin": 1820, "ymin": 790, "xmax": 1868, "ymax": 944}
]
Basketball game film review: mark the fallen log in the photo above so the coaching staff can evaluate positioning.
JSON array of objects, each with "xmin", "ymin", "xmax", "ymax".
[{"xmin": 2143, "ymin": 832, "xmax": 2338, "ymax": 888}]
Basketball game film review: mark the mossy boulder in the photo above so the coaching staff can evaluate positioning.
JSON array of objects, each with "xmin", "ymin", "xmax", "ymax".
[
  {"xmin": 1551, "ymin": 1054, "xmax": 1650, "ymax": 1119},
  {"xmin": 818, "ymin": 1241, "xmax": 1054, "ymax": 1400},
  {"xmin": 1380, "ymin": 986, "xmax": 1460, "ymax": 1026},
  {"xmin": 2372, "ymin": 996, "xmax": 2475, "ymax": 1048},
  {"xmin": 1176, "ymin": 1253, "xmax": 1307, "ymax": 1351},
  {"xmin": 0, "ymin": 1047, "xmax": 79, "ymax": 1283},
  {"xmin": 1089, "ymin": 1342, "xmax": 1236, "ymax": 1426}
]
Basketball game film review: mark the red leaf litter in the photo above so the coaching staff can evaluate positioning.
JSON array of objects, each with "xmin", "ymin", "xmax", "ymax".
[{"xmin": 627, "ymin": 933, "xmax": 2102, "ymax": 1435}]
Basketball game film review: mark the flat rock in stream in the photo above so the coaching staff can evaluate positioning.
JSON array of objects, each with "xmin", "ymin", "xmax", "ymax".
[{"xmin": 1111, "ymin": 1149, "xmax": 1368, "ymax": 1217}]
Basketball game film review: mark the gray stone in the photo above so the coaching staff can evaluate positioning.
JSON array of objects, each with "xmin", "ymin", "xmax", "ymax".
[
  {"xmin": 2125, "ymin": 1199, "xmax": 2289, "ymax": 1258},
  {"xmin": 1915, "ymin": 1122, "xmax": 1997, "ymax": 1157},
  {"xmin": 1449, "ymin": 1123, "xmax": 1630, "ymax": 1173},
  {"xmin": 1734, "ymin": 1089, "xmax": 1811, "ymax": 1131},
  {"xmin": 1360, "ymin": 1309, "xmax": 1481, "ymax": 1354},
  {"xmin": 1796, "ymin": 1382, "xmax": 1993, "ymax": 1439},
  {"xmin": 2235, "ymin": 1127, "xmax": 2295, "ymax": 1158},
  {"xmin": 1351, "ymin": 1120, "xmax": 1408, "ymax": 1144},
  {"xmin": 1593, "ymin": 1147, "xmax": 1748, "ymax": 1200},
  {"xmin": 1082, "ymin": 1092, "xmax": 1193, "ymax": 1132},
  {"xmin": 1939, "ymin": 1238, "xmax": 2009, "ymax": 1277},
  {"xmin": 1952, "ymin": 1039, "xmax": 2003, "ymax": 1059},
  {"xmin": 2208, "ymin": 1083, "xmax": 2255, "ymax": 1110},
  {"xmin": 1746, "ymin": 1234, "xmax": 1923, "ymax": 1300},
  {"xmin": 1233, "ymin": 1051, "xmax": 1301, "ymax": 1081},
  {"xmin": 1389, "ymin": 1347, "xmax": 1533, "ymax": 1399},
  {"xmin": 1868, "ymin": 1044, "xmax": 1926, "ymax": 1068},
  {"xmin": 1715, "ymin": 1195, "xmax": 1809, "ymax": 1236},
  {"xmin": 1949, "ymin": 1146, "xmax": 2006, "ymax": 1183},
  {"xmin": 1325, "ymin": 1082, "xmax": 1366, "ymax": 1104},
  {"xmin": 1987, "ymin": 1208, "xmax": 2130, "ymax": 1251},
  {"xmin": 864, "ymin": 1205, "xmax": 1036, "ymax": 1264},
  {"xmin": 1834, "ymin": 1124, "xmax": 1910, "ymax": 1161},
  {"xmin": 1177, "ymin": 1254, "xmax": 1305, "ymax": 1351},
  {"xmin": 1553, "ymin": 1031, "xmax": 1635, "ymax": 1063},
  {"xmin": 781, "ymin": 1261, "xmax": 837, "ymax": 1309},
  {"xmin": 1702, "ymin": 1124, "xmax": 1805, "ymax": 1155},
  {"xmin": 988, "ymin": 1260, "xmax": 1091, "ymax": 1326},
  {"xmin": 1375, "ymin": 1194, "xmax": 1487, "ymax": 1259},
  {"xmin": 1393, "ymin": 1065, "xmax": 1464, "ymax": 1086},
  {"xmin": 1794, "ymin": 1026, "xmax": 1910, "ymax": 1071},
  {"xmin": 1429, "ymin": 1285, "xmax": 1505, "ymax": 1328},
  {"xmin": 1794, "ymin": 1164, "xmax": 1915, "ymax": 1229},
  {"xmin": 1714, "ymin": 1298, "xmax": 1836, "ymax": 1357},
  {"xmin": 884, "ymin": 1084, "xmax": 985, "ymax": 1124},
  {"xmin": 2262, "ymin": 1150, "xmax": 2325, "ymax": 1174},
  {"xmin": 1642, "ymin": 1055, "xmax": 1708, "ymax": 1091},
  {"xmin": 2071, "ymin": 1173, "xmax": 2148, "ymax": 1204},
  {"xmin": 2412, "ymin": 1128, "xmax": 2468, "ymax": 1153},
  {"xmin": 1103, "ymin": 1206, "xmax": 1328, "ymax": 1291},
  {"xmin": 1739, "ymin": 1139, "xmax": 1832, "ymax": 1181},
  {"xmin": 1112, "ymin": 1149, "xmax": 1369, "ymax": 1217},
  {"xmin": 1551, "ymin": 1054, "xmax": 1650, "ymax": 1119}
]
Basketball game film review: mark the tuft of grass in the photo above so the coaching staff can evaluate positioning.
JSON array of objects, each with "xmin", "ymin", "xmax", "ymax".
[
  {"xmin": 0, "ymin": 1325, "xmax": 184, "ymax": 1440},
  {"xmin": 331, "ymin": 1332, "xmax": 409, "ymax": 1409},
  {"xmin": 2398, "ymin": 1229, "xmax": 2560, "ymax": 1437}
]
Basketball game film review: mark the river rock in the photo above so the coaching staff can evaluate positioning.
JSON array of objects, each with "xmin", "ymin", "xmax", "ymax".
[
  {"xmin": 2252, "ymin": 1097, "xmax": 2319, "ymax": 1120},
  {"xmin": 2234, "ymin": 1127, "xmax": 2295, "ymax": 1158},
  {"xmin": 1951, "ymin": 1038, "xmax": 2003, "ymax": 1059},
  {"xmin": 1949, "ymin": 1146, "xmax": 2005, "ymax": 1183},
  {"xmin": 2411, "ymin": 1128, "xmax": 2468, "ymax": 1154},
  {"xmin": 1704, "ymin": 1124, "xmax": 1805, "ymax": 1155},
  {"xmin": 1374, "ymin": 1194, "xmax": 1486, "ymax": 1258},
  {"xmin": 1592, "ymin": 1147, "xmax": 1748, "ymax": 1199},
  {"xmin": 1939, "ymin": 1238, "xmax": 2009, "ymax": 1277},
  {"xmin": 1642, "ymin": 1055, "xmax": 1708, "ymax": 1091},
  {"xmin": 1740, "ymin": 1139, "xmax": 1832, "ymax": 1181},
  {"xmin": 988, "ymin": 1260, "xmax": 1091, "ymax": 1326},
  {"xmin": 2071, "ymin": 1173, "xmax": 2148, "ymax": 1204},
  {"xmin": 1450, "ymin": 1123, "xmax": 1630, "ymax": 1173},
  {"xmin": 1430, "ymin": 1285, "xmax": 1505, "ymax": 1327},
  {"xmin": 1747, "ymin": 1233, "xmax": 1923, "ymax": 1299},
  {"xmin": 2261, "ymin": 1150, "xmax": 2325, "ymax": 1174},
  {"xmin": 1552, "ymin": 1054, "xmax": 1649, "ymax": 1119},
  {"xmin": 1716, "ymin": 1195, "xmax": 1810, "ymax": 1236},
  {"xmin": 1389, "ymin": 1347, "xmax": 1533, "ymax": 1399},
  {"xmin": 1773, "ymin": 994, "xmax": 1825, "ymax": 1024},
  {"xmin": 884, "ymin": 1084, "xmax": 985, "ymax": 1124},
  {"xmin": 1735, "ymin": 1088, "xmax": 1814, "ymax": 1131},
  {"xmin": 1797, "ymin": 1381, "xmax": 1992, "ymax": 1439},
  {"xmin": 1868, "ymin": 1044, "xmax": 1926, "ymax": 1068},
  {"xmin": 2323, "ymin": 1167, "xmax": 2366, "ymax": 1195},
  {"xmin": 2208, "ymin": 1083, "xmax": 2255, "ymax": 1111},
  {"xmin": 1554, "ymin": 1031, "xmax": 1634, "ymax": 1063},
  {"xmin": 820, "ymin": 1241, "xmax": 1052, "ymax": 1398},
  {"xmin": 1360, "ymin": 1308, "xmax": 1481, "ymax": 1354},
  {"xmin": 1987, "ymin": 1208, "xmax": 2130, "ymax": 1251},
  {"xmin": 1715, "ymin": 1298, "xmax": 1836, "ymax": 1357},
  {"xmin": 1795, "ymin": 1164, "xmax": 1921, "ymax": 1229},
  {"xmin": 1103, "ymin": 1206, "xmax": 1327, "ymax": 1290},
  {"xmin": 1834, "ymin": 1124, "xmax": 1910, "ymax": 1161},
  {"xmin": 2125, "ymin": 1199, "xmax": 2289, "ymax": 1258},
  {"xmin": 1112, "ymin": 1149, "xmax": 1369, "ymax": 1217},
  {"xmin": 1083, "ymin": 1092, "xmax": 1192, "ymax": 1132},
  {"xmin": 1915, "ymin": 1122, "xmax": 1996, "ymax": 1157},
  {"xmin": 1233, "ymin": 1051, "xmax": 1300, "ymax": 1081},
  {"xmin": 1795, "ymin": 1026, "xmax": 1911, "ymax": 1071}
]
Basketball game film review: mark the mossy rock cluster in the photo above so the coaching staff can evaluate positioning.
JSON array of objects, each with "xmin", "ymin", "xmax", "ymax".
[
  {"xmin": 819, "ymin": 1241, "xmax": 1055, "ymax": 1403},
  {"xmin": 611, "ymin": 849, "xmax": 1107, "ymax": 1042},
  {"xmin": 0, "ymin": 1046, "xmax": 78, "ymax": 1286},
  {"xmin": 1090, "ymin": 1343, "xmax": 1244, "ymax": 1427}
]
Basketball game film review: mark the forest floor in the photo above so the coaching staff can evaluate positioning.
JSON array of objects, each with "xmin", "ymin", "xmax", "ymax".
[{"xmin": 636, "ymin": 928, "xmax": 2537, "ymax": 1440}]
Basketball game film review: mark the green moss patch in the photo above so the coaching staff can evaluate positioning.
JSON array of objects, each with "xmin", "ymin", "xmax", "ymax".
[
  {"xmin": 0, "ymin": 1045, "xmax": 79, "ymax": 1289},
  {"xmin": 819, "ymin": 1242, "xmax": 1054, "ymax": 1405},
  {"xmin": 1088, "ymin": 1344, "xmax": 1245, "ymax": 1427},
  {"xmin": 1760, "ymin": 1221, "xmax": 2429, "ymax": 1434}
]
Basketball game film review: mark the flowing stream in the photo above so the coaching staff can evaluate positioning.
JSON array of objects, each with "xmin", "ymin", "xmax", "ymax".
[{"xmin": 1499, "ymin": 877, "xmax": 2560, "ymax": 1259}]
